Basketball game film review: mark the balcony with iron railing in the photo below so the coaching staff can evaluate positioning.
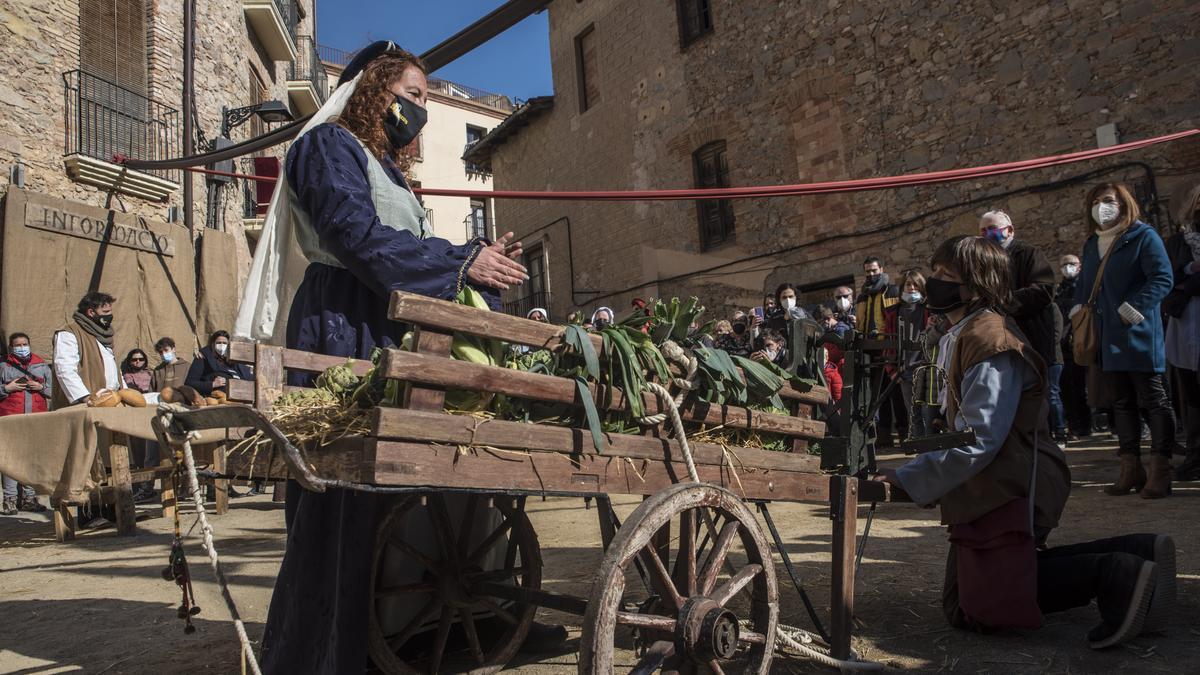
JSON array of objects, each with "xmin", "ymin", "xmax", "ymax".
[
  {"xmin": 62, "ymin": 69, "xmax": 180, "ymax": 202},
  {"xmin": 503, "ymin": 290, "xmax": 553, "ymax": 318},
  {"xmin": 243, "ymin": 0, "xmax": 298, "ymax": 62},
  {"xmin": 288, "ymin": 35, "xmax": 327, "ymax": 115}
]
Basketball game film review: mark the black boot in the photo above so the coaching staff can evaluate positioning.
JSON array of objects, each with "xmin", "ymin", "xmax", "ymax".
[
  {"xmin": 1088, "ymin": 554, "xmax": 1156, "ymax": 649},
  {"xmin": 1040, "ymin": 534, "xmax": 1174, "ymax": 635}
]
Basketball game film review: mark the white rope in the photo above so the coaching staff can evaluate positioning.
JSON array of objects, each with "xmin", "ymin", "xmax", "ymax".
[
  {"xmin": 160, "ymin": 405, "xmax": 263, "ymax": 675},
  {"xmin": 641, "ymin": 383, "xmax": 884, "ymax": 672},
  {"xmin": 636, "ymin": 341, "xmax": 697, "ymax": 427}
]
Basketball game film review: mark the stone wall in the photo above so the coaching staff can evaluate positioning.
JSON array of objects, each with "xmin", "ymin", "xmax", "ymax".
[
  {"xmin": 0, "ymin": 0, "xmax": 318, "ymax": 303},
  {"xmin": 490, "ymin": 0, "xmax": 1200, "ymax": 322}
]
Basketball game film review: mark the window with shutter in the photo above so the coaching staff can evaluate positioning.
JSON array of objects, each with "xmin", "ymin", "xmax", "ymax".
[
  {"xmin": 76, "ymin": 0, "xmax": 149, "ymax": 161},
  {"xmin": 694, "ymin": 141, "xmax": 734, "ymax": 250},
  {"xmin": 574, "ymin": 24, "xmax": 600, "ymax": 113}
]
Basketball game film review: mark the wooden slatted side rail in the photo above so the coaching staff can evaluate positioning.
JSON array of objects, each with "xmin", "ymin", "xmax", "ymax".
[
  {"xmin": 228, "ymin": 340, "xmax": 373, "ymax": 406},
  {"xmin": 387, "ymin": 291, "xmax": 831, "ymax": 404},
  {"xmin": 380, "ymin": 349, "xmax": 826, "ymax": 440},
  {"xmin": 370, "ymin": 408, "xmax": 821, "ymax": 473}
]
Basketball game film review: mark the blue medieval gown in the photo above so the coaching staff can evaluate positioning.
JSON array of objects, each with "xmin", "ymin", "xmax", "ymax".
[{"xmin": 259, "ymin": 123, "xmax": 498, "ymax": 673}]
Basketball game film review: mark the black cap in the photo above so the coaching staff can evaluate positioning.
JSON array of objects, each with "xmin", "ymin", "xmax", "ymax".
[{"xmin": 337, "ymin": 40, "xmax": 401, "ymax": 87}]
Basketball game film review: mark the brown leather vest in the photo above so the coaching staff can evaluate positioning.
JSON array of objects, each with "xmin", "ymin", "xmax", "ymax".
[
  {"xmin": 51, "ymin": 323, "xmax": 109, "ymax": 409},
  {"xmin": 939, "ymin": 310, "xmax": 1071, "ymax": 530}
]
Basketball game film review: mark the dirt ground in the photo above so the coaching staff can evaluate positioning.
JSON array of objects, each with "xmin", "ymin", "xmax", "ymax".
[{"xmin": 2, "ymin": 436, "xmax": 1197, "ymax": 674}]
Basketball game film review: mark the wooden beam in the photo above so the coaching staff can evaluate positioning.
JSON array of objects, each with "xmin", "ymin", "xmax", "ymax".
[
  {"xmin": 370, "ymin": 408, "xmax": 820, "ymax": 473},
  {"xmin": 365, "ymin": 440, "xmax": 833, "ymax": 502},
  {"xmin": 830, "ymin": 475, "xmax": 859, "ymax": 660},
  {"xmin": 380, "ymin": 349, "xmax": 825, "ymax": 439},
  {"xmin": 390, "ymin": 291, "xmax": 601, "ymax": 352},
  {"xmin": 223, "ymin": 435, "xmax": 374, "ymax": 483}
]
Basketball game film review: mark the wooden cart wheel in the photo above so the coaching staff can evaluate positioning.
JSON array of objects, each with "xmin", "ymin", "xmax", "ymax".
[
  {"xmin": 368, "ymin": 493, "xmax": 542, "ymax": 674},
  {"xmin": 579, "ymin": 483, "xmax": 777, "ymax": 674}
]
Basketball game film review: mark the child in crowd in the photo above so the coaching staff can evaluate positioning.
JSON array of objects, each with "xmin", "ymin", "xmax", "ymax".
[{"xmin": 877, "ymin": 235, "xmax": 1175, "ymax": 648}]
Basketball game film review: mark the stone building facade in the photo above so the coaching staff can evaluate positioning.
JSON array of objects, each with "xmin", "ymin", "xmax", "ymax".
[
  {"xmin": 0, "ymin": 0, "xmax": 321, "ymax": 350},
  {"xmin": 470, "ymin": 0, "xmax": 1200, "ymax": 321}
]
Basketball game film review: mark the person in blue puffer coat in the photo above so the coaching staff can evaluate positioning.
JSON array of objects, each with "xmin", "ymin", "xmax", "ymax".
[{"xmin": 1071, "ymin": 182, "xmax": 1176, "ymax": 499}]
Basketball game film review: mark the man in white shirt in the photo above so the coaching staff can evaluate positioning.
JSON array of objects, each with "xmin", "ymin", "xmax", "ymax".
[{"xmin": 52, "ymin": 291, "xmax": 123, "ymax": 408}]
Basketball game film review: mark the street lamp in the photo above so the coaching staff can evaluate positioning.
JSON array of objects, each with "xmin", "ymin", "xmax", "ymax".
[{"xmin": 220, "ymin": 100, "xmax": 294, "ymax": 138}]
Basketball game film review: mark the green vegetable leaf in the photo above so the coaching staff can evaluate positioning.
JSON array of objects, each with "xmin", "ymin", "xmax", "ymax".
[{"xmin": 575, "ymin": 376, "xmax": 605, "ymax": 452}]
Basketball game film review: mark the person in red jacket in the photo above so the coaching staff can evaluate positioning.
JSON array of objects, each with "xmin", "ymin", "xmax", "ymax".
[{"xmin": 0, "ymin": 333, "xmax": 52, "ymax": 514}]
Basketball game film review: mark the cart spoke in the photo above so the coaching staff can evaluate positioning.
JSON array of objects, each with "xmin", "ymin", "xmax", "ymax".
[
  {"xmin": 631, "ymin": 640, "xmax": 675, "ymax": 675},
  {"xmin": 706, "ymin": 659, "xmax": 727, "ymax": 675},
  {"xmin": 638, "ymin": 543, "xmax": 684, "ymax": 610},
  {"xmin": 711, "ymin": 563, "xmax": 762, "ymax": 607},
  {"xmin": 672, "ymin": 508, "xmax": 697, "ymax": 597},
  {"xmin": 427, "ymin": 493, "xmax": 459, "ymax": 565},
  {"xmin": 457, "ymin": 493, "xmax": 479, "ymax": 557},
  {"xmin": 429, "ymin": 605, "xmax": 454, "ymax": 674},
  {"xmin": 459, "ymin": 608, "xmax": 485, "ymax": 665},
  {"xmin": 377, "ymin": 581, "xmax": 435, "ymax": 597},
  {"xmin": 616, "ymin": 611, "xmax": 677, "ymax": 632},
  {"xmin": 698, "ymin": 520, "xmax": 740, "ymax": 596},
  {"xmin": 388, "ymin": 529, "xmax": 440, "ymax": 571},
  {"xmin": 469, "ymin": 565, "xmax": 527, "ymax": 582},
  {"xmin": 738, "ymin": 629, "xmax": 767, "ymax": 645},
  {"xmin": 467, "ymin": 514, "xmax": 516, "ymax": 565},
  {"xmin": 385, "ymin": 596, "xmax": 440, "ymax": 650},
  {"xmin": 477, "ymin": 597, "xmax": 518, "ymax": 625}
]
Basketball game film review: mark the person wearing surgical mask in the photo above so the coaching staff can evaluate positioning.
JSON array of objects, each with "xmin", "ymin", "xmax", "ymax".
[
  {"xmin": 151, "ymin": 336, "xmax": 190, "ymax": 392},
  {"xmin": 832, "ymin": 286, "xmax": 856, "ymax": 326},
  {"xmin": 752, "ymin": 330, "xmax": 788, "ymax": 367},
  {"xmin": 766, "ymin": 282, "xmax": 807, "ymax": 337},
  {"xmin": 884, "ymin": 269, "xmax": 937, "ymax": 439},
  {"xmin": 1071, "ymin": 182, "xmax": 1175, "ymax": 499},
  {"xmin": 0, "ymin": 332, "xmax": 52, "ymax": 515},
  {"xmin": 185, "ymin": 330, "xmax": 252, "ymax": 398},
  {"xmin": 979, "ymin": 210, "xmax": 1058, "ymax": 371},
  {"xmin": 1054, "ymin": 254, "xmax": 1091, "ymax": 440}
]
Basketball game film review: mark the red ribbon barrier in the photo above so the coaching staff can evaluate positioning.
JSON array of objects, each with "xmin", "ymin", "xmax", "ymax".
[{"xmin": 175, "ymin": 128, "xmax": 1199, "ymax": 201}]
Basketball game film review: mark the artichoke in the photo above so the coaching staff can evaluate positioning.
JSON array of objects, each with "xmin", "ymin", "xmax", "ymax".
[
  {"xmin": 315, "ymin": 361, "xmax": 359, "ymax": 396},
  {"xmin": 274, "ymin": 387, "xmax": 339, "ymax": 408}
]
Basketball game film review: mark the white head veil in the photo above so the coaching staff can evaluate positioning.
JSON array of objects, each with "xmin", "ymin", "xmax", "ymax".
[{"xmin": 233, "ymin": 73, "xmax": 364, "ymax": 342}]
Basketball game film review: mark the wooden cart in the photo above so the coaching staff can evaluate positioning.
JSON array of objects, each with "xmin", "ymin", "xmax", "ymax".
[{"xmin": 161, "ymin": 291, "xmax": 893, "ymax": 674}]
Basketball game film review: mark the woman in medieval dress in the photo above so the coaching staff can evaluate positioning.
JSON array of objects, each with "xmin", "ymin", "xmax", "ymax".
[{"xmin": 235, "ymin": 42, "xmax": 536, "ymax": 673}]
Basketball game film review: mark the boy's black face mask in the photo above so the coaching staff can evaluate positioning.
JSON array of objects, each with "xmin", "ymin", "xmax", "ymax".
[
  {"xmin": 925, "ymin": 277, "xmax": 966, "ymax": 314},
  {"xmin": 383, "ymin": 95, "xmax": 427, "ymax": 150}
]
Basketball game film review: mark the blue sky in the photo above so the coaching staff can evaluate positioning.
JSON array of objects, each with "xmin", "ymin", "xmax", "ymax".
[{"xmin": 316, "ymin": 1, "xmax": 554, "ymax": 101}]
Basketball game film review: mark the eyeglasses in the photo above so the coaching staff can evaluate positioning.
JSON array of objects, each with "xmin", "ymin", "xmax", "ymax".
[{"xmin": 835, "ymin": 294, "xmax": 852, "ymax": 300}]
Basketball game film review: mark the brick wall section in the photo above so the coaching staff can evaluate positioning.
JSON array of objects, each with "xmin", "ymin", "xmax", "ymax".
[
  {"xmin": 0, "ymin": 0, "xmax": 316, "ymax": 290},
  {"xmin": 490, "ymin": 0, "xmax": 1200, "ymax": 322}
]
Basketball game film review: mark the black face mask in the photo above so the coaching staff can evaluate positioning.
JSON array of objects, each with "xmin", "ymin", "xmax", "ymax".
[
  {"xmin": 383, "ymin": 95, "xmax": 428, "ymax": 150},
  {"xmin": 593, "ymin": 319, "xmax": 610, "ymax": 331},
  {"xmin": 925, "ymin": 277, "xmax": 966, "ymax": 314},
  {"xmin": 732, "ymin": 322, "xmax": 746, "ymax": 335},
  {"xmin": 95, "ymin": 314, "xmax": 114, "ymax": 329}
]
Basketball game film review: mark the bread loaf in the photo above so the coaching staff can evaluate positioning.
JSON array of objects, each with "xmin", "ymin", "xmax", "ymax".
[
  {"xmin": 117, "ymin": 389, "xmax": 147, "ymax": 407},
  {"xmin": 87, "ymin": 389, "xmax": 120, "ymax": 407}
]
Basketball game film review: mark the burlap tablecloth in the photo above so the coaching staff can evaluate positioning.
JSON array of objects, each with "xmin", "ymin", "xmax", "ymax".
[{"xmin": 0, "ymin": 406, "xmax": 229, "ymax": 502}]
